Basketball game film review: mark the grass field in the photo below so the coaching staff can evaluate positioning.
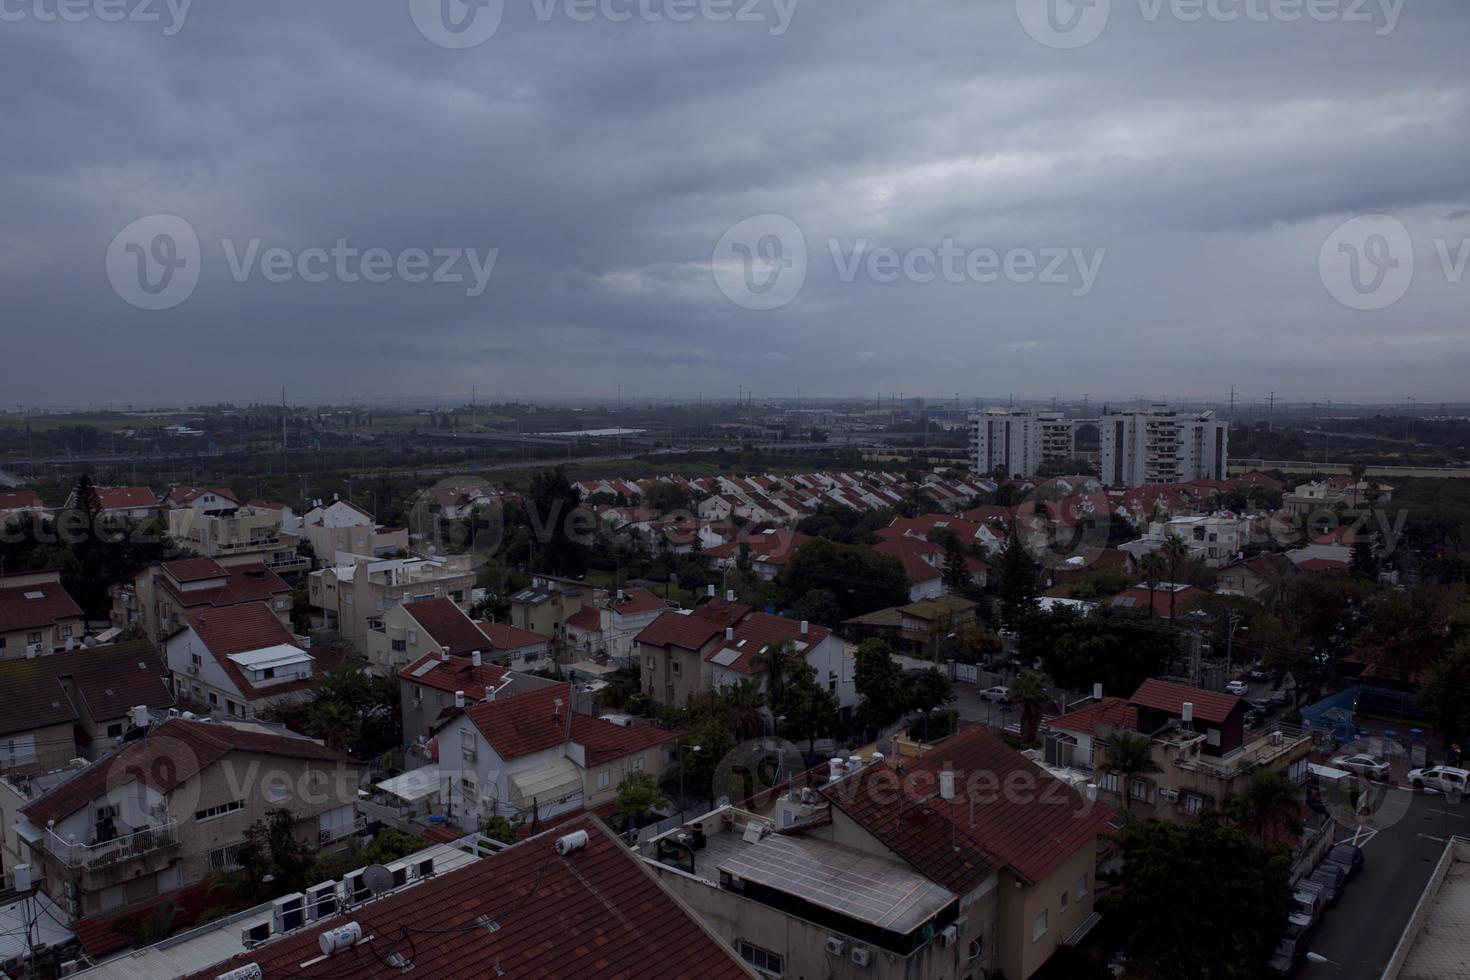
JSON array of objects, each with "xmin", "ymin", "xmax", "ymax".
[{"xmin": 0, "ymin": 413, "xmax": 196, "ymax": 433}]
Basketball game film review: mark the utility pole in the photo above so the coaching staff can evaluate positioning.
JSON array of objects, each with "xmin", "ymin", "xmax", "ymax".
[
  {"xmin": 1228, "ymin": 384, "xmax": 1236, "ymax": 421},
  {"xmin": 471, "ymin": 385, "xmax": 477, "ymax": 429}
]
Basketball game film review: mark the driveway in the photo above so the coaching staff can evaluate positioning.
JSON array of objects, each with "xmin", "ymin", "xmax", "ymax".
[{"xmin": 1296, "ymin": 788, "xmax": 1462, "ymax": 978}]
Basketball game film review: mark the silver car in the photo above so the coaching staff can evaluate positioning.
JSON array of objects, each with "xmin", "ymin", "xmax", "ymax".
[{"xmin": 1331, "ymin": 753, "xmax": 1391, "ymax": 782}]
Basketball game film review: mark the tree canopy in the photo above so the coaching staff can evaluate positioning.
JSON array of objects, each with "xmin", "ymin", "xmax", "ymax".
[{"xmin": 776, "ymin": 538, "xmax": 910, "ymax": 620}]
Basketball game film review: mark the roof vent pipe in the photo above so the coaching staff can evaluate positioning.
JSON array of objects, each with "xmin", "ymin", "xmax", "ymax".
[
  {"xmin": 707, "ymin": 584, "xmax": 715, "ymax": 598},
  {"xmin": 939, "ymin": 771, "xmax": 957, "ymax": 800},
  {"xmin": 472, "ymin": 651, "xmax": 482, "ymax": 667},
  {"xmin": 725, "ymin": 589, "xmax": 735, "ymax": 602},
  {"xmin": 800, "ymin": 620, "xmax": 809, "ymax": 636},
  {"xmin": 1093, "ymin": 683, "xmax": 1103, "ymax": 701},
  {"xmin": 1181, "ymin": 702, "xmax": 1194, "ymax": 723},
  {"xmin": 725, "ymin": 627, "xmax": 735, "ymax": 641}
]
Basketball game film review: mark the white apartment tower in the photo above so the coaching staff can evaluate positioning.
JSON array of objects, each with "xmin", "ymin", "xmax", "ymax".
[
  {"xmin": 971, "ymin": 408, "xmax": 1077, "ymax": 478},
  {"xmin": 1099, "ymin": 404, "xmax": 1229, "ymax": 487}
]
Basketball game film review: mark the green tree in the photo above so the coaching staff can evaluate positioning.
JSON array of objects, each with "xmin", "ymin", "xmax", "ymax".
[
  {"xmin": 775, "ymin": 655, "xmax": 839, "ymax": 755},
  {"xmin": 1009, "ymin": 671, "xmax": 1049, "ymax": 743},
  {"xmin": 776, "ymin": 539, "xmax": 910, "ymax": 620},
  {"xmin": 1042, "ymin": 609, "xmax": 1174, "ymax": 698},
  {"xmin": 1138, "ymin": 551, "xmax": 1167, "ymax": 620},
  {"xmin": 941, "ymin": 539, "xmax": 972, "ymax": 595},
  {"xmin": 1419, "ymin": 638, "xmax": 1470, "ymax": 747},
  {"xmin": 792, "ymin": 588, "xmax": 842, "ymax": 628},
  {"xmin": 1221, "ymin": 771, "xmax": 1304, "ymax": 845},
  {"xmin": 230, "ymin": 809, "xmax": 315, "ymax": 898},
  {"xmin": 307, "ymin": 700, "xmax": 361, "ymax": 753},
  {"xmin": 1350, "ymin": 537, "xmax": 1380, "ymax": 579},
  {"xmin": 905, "ymin": 668, "xmax": 954, "ymax": 739},
  {"xmin": 723, "ymin": 677, "xmax": 768, "ymax": 741},
  {"xmin": 995, "ymin": 532, "xmax": 1040, "ymax": 631},
  {"xmin": 482, "ymin": 814, "xmax": 524, "ymax": 845},
  {"xmin": 1119, "ymin": 819, "xmax": 1292, "ymax": 980},
  {"xmin": 526, "ymin": 466, "xmax": 590, "ymax": 577},
  {"xmin": 1159, "ymin": 533, "xmax": 1190, "ymax": 621},
  {"xmin": 1099, "ymin": 730, "xmax": 1162, "ymax": 816},
  {"xmin": 854, "ymin": 638, "xmax": 908, "ymax": 737},
  {"xmin": 615, "ymin": 771, "xmax": 664, "ymax": 834}
]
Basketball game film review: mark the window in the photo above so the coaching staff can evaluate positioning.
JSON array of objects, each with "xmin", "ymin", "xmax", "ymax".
[
  {"xmin": 227, "ymin": 700, "xmax": 241, "ymax": 717},
  {"xmin": 261, "ymin": 667, "xmax": 276, "ymax": 680},
  {"xmin": 598, "ymin": 770, "xmax": 610, "ymax": 790},
  {"xmin": 645, "ymin": 656, "xmax": 655, "ymax": 670},
  {"xmin": 413, "ymin": 685, "xmax": 423, "ymax": 700},
  {"xmin": 1183, "ymin": 793, "xmax": 1205, "ymax": 816},
  {"xmin": 106, "ymin": 723, "xmax": 123, "ymax": 739},
  {"xmin": 461, "ymin": 775, "xmax": 477, "ymax": 798},
  {"xmin": 95, "ymin": 803, "xmax": 120, "ymax": 822},
  {"xmin": 1076, "ymin": 874, "xmax": 1088, "ymax": 899},
  {"xmin": 1097, "ymin": 772, "xmax": 1119, "ymax": 794},
  {"xmin": 1129, "ymin": 778, "xmax": 1150, "ymax": 802},
  {"xmin": 274, "ymin": 599, "xmax": 286, "ymax": 611},
  {"xmin": 208, "ymin": 692, "xmax": 219, "ymax": 706},
  {"xmin": 208, "ymin": 844, "xmax": 244, "ymax": 871},
  {"xmin": 392, "ymin": 639, "xmax": 406, "ymax": 653},
  {"xmin": 671, "ymin": 659, "xmax": 681, "ymax": 676},
  {"xmin": 1060, "ymin": 889, "xmax": 1068, "ymax": 910},
  {"xmin": 1032, "ymin": 909, "xmax": 1048, "ymax": 942},
  {"xmin": 633, "ymin": 757, "xmax": 645, "ymax": 772},
  {"xmin": 737, "ymin": 941, "xmax": 784, "ymax": 977},
  {"xmin": 191, "ymin": 652, "xmax": 203, "ymax": 667},
  {"xmin": 61, "ymin": 626, "xmax": 74, "ymax": 639},
  {"xmin": 408, "ymin": 630, "xmax": 418, "ymax": 645},
  {"xmin": 461, "ymin": 729, "xmax": 477, "ymax": 763},
  {"xmin": 196, "ymin": 800, "xmax": 245, "ymax": 821},
  {"xmin": 27, "ymin": 631, "xmax": 42, "ymax": 645}
]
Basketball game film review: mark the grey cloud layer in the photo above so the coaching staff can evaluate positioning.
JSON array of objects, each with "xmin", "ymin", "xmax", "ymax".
[{"xmin": 1, "ymin": 0, "xmax": 1467, "ymax": 404}]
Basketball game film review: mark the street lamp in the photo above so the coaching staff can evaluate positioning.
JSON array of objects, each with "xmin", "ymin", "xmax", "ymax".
[
  {"xmin": 1226, "ymin": 613, "xmax": 1245, "ymax": 677},
  {"xmin": 1305, "ymin": 952, "xmax": 1341, "ymax": 968}
]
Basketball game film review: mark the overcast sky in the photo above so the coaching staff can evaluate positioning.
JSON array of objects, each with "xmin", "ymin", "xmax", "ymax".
[{"xmin": 1, "ymin": 0, "xmax": 1467, "ymax": 407}]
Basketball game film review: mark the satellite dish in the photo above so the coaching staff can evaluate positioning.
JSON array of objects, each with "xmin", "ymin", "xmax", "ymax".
[{"xmin": 362, "ymin": 865, "xmax": 394, "ymax": 897}]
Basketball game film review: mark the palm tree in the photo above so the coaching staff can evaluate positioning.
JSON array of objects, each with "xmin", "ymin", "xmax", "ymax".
[
  {"xmin": 1010, "ymin": 671, "xmax": 1049, "ymax": 743},
  {"xmin": 1099, "ymin": 731, "xmax": 1162, "ymax": 815},
  {"xmin": 724, "ymin": 678, "xmax": 768, "ymax": 741},
  {"xmin": 1222, "ymin": 771, "xmax": 1303, "ymax": 844},
  {"xmin": 1138, "ymin": 552, "xmax": 1167, "ymax": 620},
  {"xmin": 1159, "ymin": 533, "xmax": 1190, "ymax": 622},
  {"xmin": 1350, "ymin": 462, "xmax": 1366, "ymax": 509}
]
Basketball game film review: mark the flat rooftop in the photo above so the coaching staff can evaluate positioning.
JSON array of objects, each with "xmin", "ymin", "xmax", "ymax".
[{"xmin": 1390, "ymin": 838, "xmax": 1470, "ymax": 979}]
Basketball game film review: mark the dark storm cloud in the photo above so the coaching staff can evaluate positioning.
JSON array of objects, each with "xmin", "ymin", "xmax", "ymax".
[{"xmin": 0, "ymin": 0, "xmax": 1467, "ymax": 405}]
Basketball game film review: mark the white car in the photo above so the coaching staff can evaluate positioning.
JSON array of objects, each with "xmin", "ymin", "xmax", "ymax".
[
  {"xmin": 981, "ymin": 686, "xmax": 1011, "ymax": 703},
  {"xmin": 1224, "ymin": 680, "xmax": 1250, "ymax": 696},
  {"xmin": 1331, "ymin": 753, "xmax": 1391, "ymax": 782},
  {"xmin": 1408, "ymin": 766, "xmax": 1470, "ymax": 795}
]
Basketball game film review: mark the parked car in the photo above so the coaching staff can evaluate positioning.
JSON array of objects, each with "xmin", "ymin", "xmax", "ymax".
[
  {"xmin": 1308, "ymin": 863, "xmax": 1346, "ymax": 906},
  {"xmin": 1297, "ymin": 871, "xmax": 1343, "ymax": 910},
  {"xmin": 1269, "ymin": 689, "xmax": 1292, "ymax": 707},
  {"xmin": 1268, "ymin": 927, "xmax": 1310, "ymax": 976},
  {"xmin": 1323, "ymin": 841, "xmax": 1364, "ymax": 879},
  {"xmin": 1331, "ymin": 753, "xmax": 1391, "ymax": 782},
  {"xmin": 1225, "ymin": 680, "xmax": 1251, "ymax": 696},
  {"xmin": 1288, "ymin": 890, "xmax": 1321, "ymax": 932},
  {"xmin": 1408, "ymin": 766, "xmax": 1470, "ymax": 795},
  {"xmin": 1247, "ymin": 665, "xmax": 1270, "ymax": 682},
  {"xmin": 1249, "ymin": 698, "xmax": 1276, "ymax": 716},
  {"xmin": 981, "ymin": 686, "xmax": 1011, "ymax": 703}
]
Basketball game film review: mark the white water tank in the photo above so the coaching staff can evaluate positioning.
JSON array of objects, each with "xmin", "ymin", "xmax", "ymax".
[
  {"xmin": 939, "ymin": 771, "xmax": 956, "ymax": 800},
  {"xmin": 829, "ymin": 757, "xmax": 845, "ymax": 781},
  {"xmin": 555, "ymin": 830, "xmax": 589, "ymax": 856},
  {"xmin": 454, "ymin": 691, "xmax": 465, "ymax": 709},
  {"xmin": 318, "ymin": 921, "xmax": 363, "ymax": 955},
  {"xmin": 472, "ymin": 651, "xmax": 482, "ymax": 667},
  {"xmin": 1182, "ymin": 702, "xmax": 1194, "ymax": 723}
]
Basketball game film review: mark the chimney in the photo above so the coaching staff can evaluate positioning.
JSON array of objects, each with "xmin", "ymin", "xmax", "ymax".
[
  {"xmin": 454, "ymin": 691, "xmax": 465, "ymax": 709},
  {"xmin": 707, "ymin": 584, "xmax": 715, "ymax": 598},
  {"xmin": 440, "ymin": 647, "xmax": 450, "ymax": 662},
  {"xmin": 725, "ymin": 627, "xmax": 735, "ymax": 641},
  {"xmin": 472, "ymin": 651, "xmax": 482, "ymax": 667},
  {"xmin": 485, "ymin": 686, "xmax": 495, "ymax": 702},
  {"xmin": 725, "ymin": 589, "xmax": 735, "ymax": 602},
  {"xmin": 1093, "ymin": 682, "xmax": 1103, "ymax": 701},
  {"xmin": 799, "ymin": 620, "xmax": 809, "ymax": 636},
  {"xmin": 1181, "ymin": 701, "xmax": 1194, "ymax": 723},
  {"xmin": 939, "ymin": 770, "xmax": 956, "ymax": 800}
]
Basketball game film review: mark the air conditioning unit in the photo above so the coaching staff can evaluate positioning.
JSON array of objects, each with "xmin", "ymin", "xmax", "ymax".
[
  {"xmin": 342, "ymin": 869, "xmax": 370, "ymax": 905},
  {"xmin": 59, "ymin": 961, "xmax": 80, "ymax": 977},
  {"xmin": 851, "ymin": 947, "xmax": 873, "ymax": 967},
  {"xmin": 939, "ymin": 924, "xmax": 959, "ymax": 947},
  {"xmin": 271, "ymin": 893, "xmax": 306, "ymax": 934},
  {"xmin": 186, "ymin": 662, "xmax": 200, "ymax": 675},
  {"xmin": 1158, "ymin": 787, "xmax": 1180, "ymax": 802},
  {"xmin": 411, "ymin": 699, "xmax": 422, "ymax": 709},
  {"xmin": 386, "ymin": 863, "xmax": 410, "ymax": 889},
  {"xmin": 824, "ymin": 936, "xmax": 848, "ymax": 957},
  {"xmin": 306, "ymin": 881, "xmax": 338, "ymax": 921},
  {"xmin": 415, "ymin": 857, "xmax": 435, "ymax": 880},
  {"xmin": 241, "ymin": 921, "xmax": 271, "ymax": 946}
]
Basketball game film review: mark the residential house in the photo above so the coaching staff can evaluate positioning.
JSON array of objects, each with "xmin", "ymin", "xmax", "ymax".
[
  {"xmin": 366, "ymin": 597, "xmax": 552, "ymax": 675},
  {"xmin": 871, "ymin": 534, "xmax": 988, "ymax": 602},
  {"xmin": 1216, "ymin": 553, "xmax": 1294, "ymax": 602},
  {"xmin": 161, "ymin": 485, "xmax": 239, "ymax": 513},
  {"xmin": 704, "ymin": 529, "xmax": 813, "ymax": 581},
  {"xmin": 397, "ymin": 650, "xmax": 558, "ymax": 743},
  {"xmin": 164, "ymin": 603, "xmax": 319, "ymax": 720},
  {"xmin": 635, "ymin": 600, "xmax": 753, "ymax": 709},
  {"xmin": 169, "ymin": 814, "xmax": 754, "ymax": 980},
  {"xmin": 0, "ymin": 639, "xmax": 174, "ymax": 775},
  {"xmin": 1283, "ymin": 478, "xmax": 1393, "ymax": 517},
  {"xmin": 167, "ymin": 501, "xmax": 305, "ymax": 574},
  {"xmin": 705, "ymin": 612, "xmax": 855, "ymax": 709},
  {"xmin": 300, "ymin": 497, "xmax": 408, "ymax": 564},
  {"xmin": 563, "ymin": 587, "xmax": 668, "ymax": 663},
  {"xmin": 506, "ymin": 574, "xmax": 587, "ymax": 642},
  {"xmin": 803, "ymin": 726, "xmax": 1115, "ymax": 980},
  {"xmin": 0, "ymin": 490, "xmax": 49, "ymax": 524},
  {"xmin": 64, "ymin": 486, "xmax": 160, "ymax": 522},
  {"xmin": 1108, "ymin": 583, "xmax": 1205, "ymax": 618},
  {"xmin": 0, "ymin": 573, "xmax": 85, "ymax": 659},
  {"xmin": 308, "ymin": 554, "xmax": 474, "ymax": 647},
  {"xmin": 8, "ymin": 718, "xmax": 359, "ymax": 919},
  {"xmin": 1119, "ymin": 513, "xmax": 1249, "ymax": 568},
  {"xmin": 432, "ymin": 683, "xmax": 679, "ymax": 830},
  {"xmin": 1043, "ymin": 680, "xmax": 1312, "ymax": 824},
  {"xmin": 111, "ymin": 559, "xmax": 292, "ymax": 645},
  {"xmin": 477, "ymin": 621, "xmax": 553, "ymax": 670}
]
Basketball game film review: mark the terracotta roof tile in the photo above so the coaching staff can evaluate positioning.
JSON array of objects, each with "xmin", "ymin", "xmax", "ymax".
[
  {"xmin": 183, "ymin": 603, "xmax": 313, "ymax": 701},
  {"xmin": 181, "ymin": 816, "xmax": 751, "ymax": 980},
  {"xmin": 155, "ymin": 561, "xmax": 290, "ymax": 609},
  {"xmin": 478, "ymin": 621, "xmax": 552, "ymax": 651},
  {"xmin": 1129, "ymin": 678, "xmax": 1241, "ymax": 726},
  {"xmin": 0, "ymin": 581, "xmax": 83, "ymax": 634},
  {"xmin": 399, "ymin": 653, "xmax": 512, "ymax": 697},
  {"xmin": 402, "ymin": 597, "xmax": 489, "ymax": 656},
  {"xmin": 461, "ymin": 684, "xmax": 677, "ymax": 763},
  {"xmin": 635, "ymin": 601, "xmax": 751, "ymax": 651},
  {"xmin": 704, "ymin": 611, "xmax": 832, "ymax": 675},
  {"xmin": 1046, "ymin": 696, "xmax": 1139, "ymax": 737}
]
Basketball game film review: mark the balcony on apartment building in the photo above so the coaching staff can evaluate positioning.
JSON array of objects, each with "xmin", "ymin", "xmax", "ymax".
[
  {"xmin": 318, "ymin": 812, "xmax": 367, "ymax": 846},
  {"xmin": 1171, "ymin": 724, "xmax": 1314, "ymax": 783},
  {"xmin": 42, "ymin": 817, "xmax": 180, "ymax": 889}
]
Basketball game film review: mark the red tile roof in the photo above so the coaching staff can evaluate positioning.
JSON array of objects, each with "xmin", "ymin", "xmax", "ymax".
[
  {"xmin": 94, "ymin": 487, "xmax": 159, "ymax": 510},
  {"xmin": 870, "ymin": 535, "xmax": 943, "ymax": 584},
  {"xmin": 1045, "ymin": 696, "xmax": 1139, "ymax": 737},
  {"xmin": 399, "ymin": 653, "xmax": 512, "ymax": 697},
  {"xmin": 608, "ymin": 587, "xmax": 667, "ymax": 617},
  {"xmin": 1129, "ymin": 678, "xmax": 1241, "ymax": 726},
  {"xmin": 565, "ymin": 605, "xmax": 602, "ymax": 632},
  {"xmin": 461, "ymin": 684, "xmax": 677, "ymax": 763},
  {"xmin": 0, "ymin": 581, "xmax": 83, "ymax": 634},
  {"xmin": 403, "ymin": 597, "xmax": 490, "ymax": 656},
  {"xmin": 1110, "ymin": 584, "xmax": 1204, "ymax": 617},
  {"xmin": 0, "ymin": 490, "xmax": 45, "ymax": 511},
  {"xmin": 181, "ymin": 815, "xmax": 750, "ymax": 980},
  {"xmin": 183, "ymin": 603, "xmax": 314, "ymax": 701},
  {"xmin": 635, "ymin": 600, "xmax": 751, "ymax": 651},
  {"xmin": 824, "ymin": 726, "xmax": 1115, "ymax": 888},
  {"xmin": 21, "ymin": 719, "xmax": 344, "ymax": 825},
  {"xmin": 1297, "ymin": 558, "xmax": 1350, "ymax": 573},
  {"xmin": 704, "ymin": 529, "xmax": 812, "ymax": 565},
  {"xmin": 155, "ymin": 561, "xmax": 290, "ymax": 608},
  {"xmin": 705, "ymin": 611, "xmax": 832, "ymax": 675},
  {"xmin": 0, "ymin": 639, "xmax": 172, "ymax": 738},
  {"xmin": 478, "ymin": 621, "xmax": 552, "ymax": 652},
  {"xmin": 164, "ymin": 485, "xmax": 239, "ymax": 507},
  {"xmin": 162, "ymin": 557, "xmax": 230, "ymax": 583}
]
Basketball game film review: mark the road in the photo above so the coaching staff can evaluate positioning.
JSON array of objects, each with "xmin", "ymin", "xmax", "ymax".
[{"xmin": 1297, "ymin": 788, "xmax": 1458, "ymax": 979}]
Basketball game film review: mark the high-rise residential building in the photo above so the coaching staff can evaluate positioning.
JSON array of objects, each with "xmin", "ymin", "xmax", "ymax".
[
  {"xmin": 1099, "ymin": 404, "xmax": 1229, "ymax": 487},
  {"xmin": 970, "ymin": 408, "xmax": 1077, "ymax": 478}
]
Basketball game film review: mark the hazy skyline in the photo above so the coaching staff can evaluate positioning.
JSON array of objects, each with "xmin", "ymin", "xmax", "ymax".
[{"xmin": 2, "ymin": 1, "xmax": 1467, "ymax": 405}]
